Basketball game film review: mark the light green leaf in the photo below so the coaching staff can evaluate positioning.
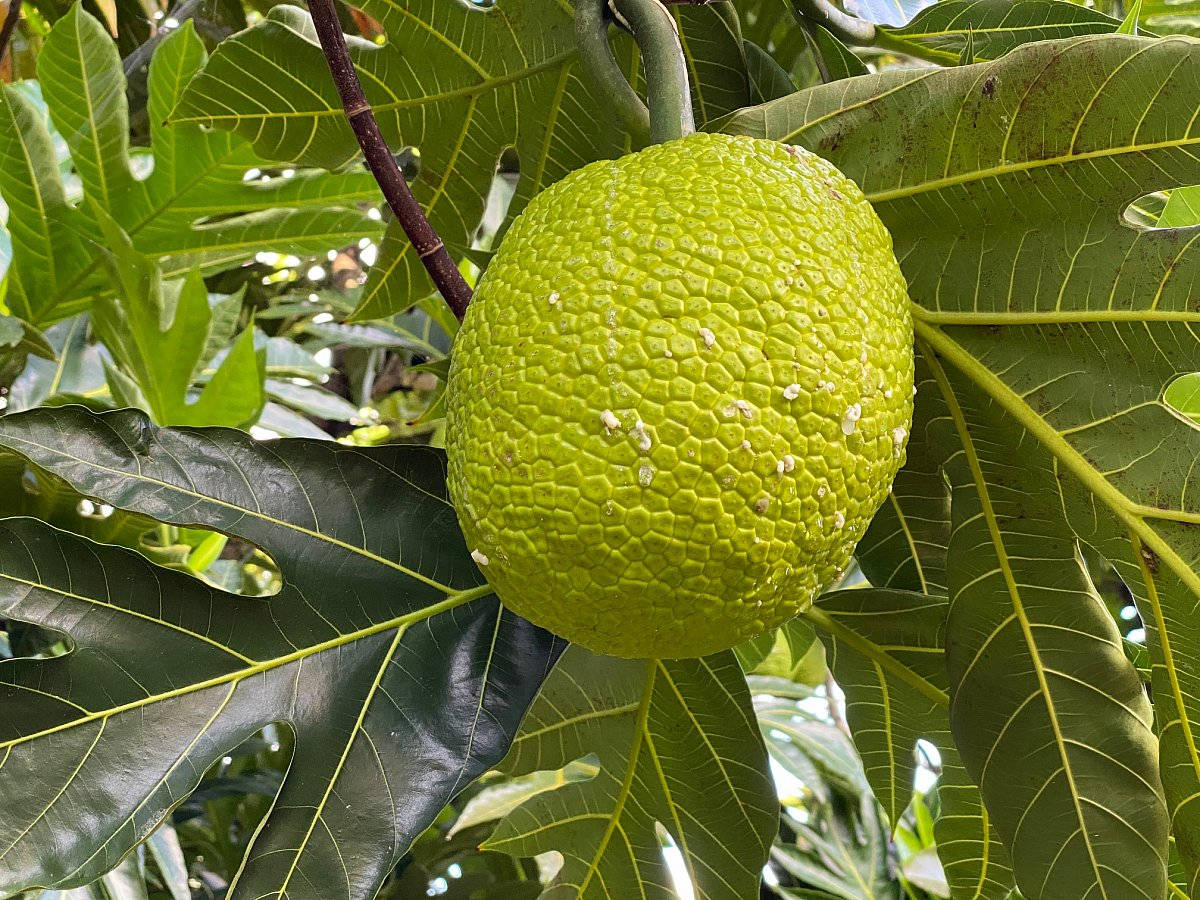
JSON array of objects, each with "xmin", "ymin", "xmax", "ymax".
[
  {"xmin": 1120, "ymin": 0, "xmax": 1145, "ymax": 33},
  {"xmin": 1159, "ymin": 186, "xmax": 1200, "ymax": 226},
  {"xmin": 487, "ymin": 647, "xmax": 777, "ymax": 900},
  {"xmin": 725, "ymin": 32, "xmax": 1196, "ymax": 895},
  {"xmin": 448, "ymin": 760, "xmax": 600, "ymax": 838},
  {"xmin": 90, "ymin": 211, "xmax": 265, "ymax": 427},
  {"xmin": 0, "ymin": 8, "xmax": 379, "ymax": 325},
  {"xmin": 873, "ymin": 0, "xmax": 1123, "ymax": 65}
]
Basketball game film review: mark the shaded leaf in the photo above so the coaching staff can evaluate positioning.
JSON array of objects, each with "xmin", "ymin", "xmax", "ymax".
[
  {"xmin": 487, "ymin": 647, "xmax": 777, "ymax": 900},
  {"xmin": 0, "ymin": 405, "xmax": 559, "ymax": 897}
]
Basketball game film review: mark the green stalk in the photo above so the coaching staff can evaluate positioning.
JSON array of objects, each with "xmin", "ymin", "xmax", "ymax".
[
  {"xmin": 575, "ymin": 0, "xmax": 651, "ymax": 145},
  {"xmin": 612, "ymin": 0, "xmax": 695, "ymax": 143},
  {"xmin": 574, "ymin": 0, "xmax": 696, "ymax": 145}
]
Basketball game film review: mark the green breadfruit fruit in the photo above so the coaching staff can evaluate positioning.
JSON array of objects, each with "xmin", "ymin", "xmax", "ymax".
[{"xmin": 446, "ymin": 131, "xmax": 913, "ymax": 658}]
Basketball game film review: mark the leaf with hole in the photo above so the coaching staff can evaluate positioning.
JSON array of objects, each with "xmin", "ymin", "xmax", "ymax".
[{"xmin": 0, "ymin": 405, "xmax": 560, "ymax": 897}]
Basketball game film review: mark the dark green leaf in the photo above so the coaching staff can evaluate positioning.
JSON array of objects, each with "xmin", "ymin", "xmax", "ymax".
[{"xmin": 0, "ymin": 405, "xmax": 559, "ymax": 897}]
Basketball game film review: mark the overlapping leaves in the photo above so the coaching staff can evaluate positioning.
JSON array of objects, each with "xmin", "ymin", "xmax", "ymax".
[
  {"xmin": 726, "ymin": 31, "xmax": 1197, "ymax": 898},
  {"xmin": 171, "ymin": 0, "xmax": 757, "ymax": 320},
  {"xmin": 485, "ymin": 648, "xmax": 777, "ymax": 900},
  {"xmin": 0, "ymin": 405, "xmax": 560, "ymax": 897},
  {"xmin": 0, "ymin": 7, "xmax": 379, "ymax": 325}
]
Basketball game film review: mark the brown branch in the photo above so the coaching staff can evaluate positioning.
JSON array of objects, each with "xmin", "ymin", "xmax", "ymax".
[
  {"xmin": 0, "ymin": 0, "xmax": 21, "ymax": 70},
  {"xmin": 308, "ymin": 0, "xmax": 473, "ymax": 321}
]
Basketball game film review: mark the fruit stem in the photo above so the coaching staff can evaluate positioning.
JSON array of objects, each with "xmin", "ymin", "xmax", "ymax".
[
  {"xmin": 574, "ymin": 0, "xmax": 696, "ymax": 145},
  {"xmin": 614, "ymin": 0, "xmax": 697, "ymax": 143},
  {"xmin": 575, "ymin": 0, "xmax": 652, "ymax": 145},
  {"xmin": 308, "ymin": 0, "xmax": 474, "ymax": 321}
]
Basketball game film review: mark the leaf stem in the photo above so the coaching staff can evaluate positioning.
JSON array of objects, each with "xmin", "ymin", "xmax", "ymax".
[
  {"xmin": 575, "ymin": 0, "xmax": 651, "ymax": 145},
  {"xmin": 614, "ymin": 0, "xmax": 696, "ymax": 143},
  {"xmin": 789, "ymin": 0, "xmax": 875, "ymax": 47},
  {"xmin": 307, "ymin": 0, "xmax": 473, "ymax": 321},
  {"xmin": 574, "ymin": 0, "xmax": 696, "ymax": 145},
  {"xmin": 0, "ymin": 0, "xmax": 20, "ymax": 66}
]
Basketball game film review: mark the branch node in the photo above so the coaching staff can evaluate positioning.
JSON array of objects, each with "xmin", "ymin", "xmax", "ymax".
[{"xmin": 308, "ymin": 0, "xmax": 473, "ymax": 321}]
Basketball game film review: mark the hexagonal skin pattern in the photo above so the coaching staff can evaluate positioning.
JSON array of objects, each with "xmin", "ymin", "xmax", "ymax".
[{"xmin": 446, "ymin": 132, "xmax": 913, "ymax": 659}]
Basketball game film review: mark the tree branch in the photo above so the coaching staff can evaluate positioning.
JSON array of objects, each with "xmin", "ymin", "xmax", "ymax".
[
  {"xmin": 0, "ymin": 0, "xmax": 21, "ymax": 68},
  {"xmin": 308, "ymin": 0, "xmax": 473, "ymax": 321}
]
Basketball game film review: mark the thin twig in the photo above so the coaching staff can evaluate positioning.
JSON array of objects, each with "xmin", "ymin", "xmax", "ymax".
[
  {"xmin": 308, "ymin": 0, "xmax": 473, "ymax": 321},
  {"xmin": 0, "ymin": 0, "xmax": 21, "ymax": 68}
]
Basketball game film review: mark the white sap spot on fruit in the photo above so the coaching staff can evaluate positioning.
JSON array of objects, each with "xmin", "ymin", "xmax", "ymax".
[
  {"xmin": 783, "ymin": 383, "xmax": 802, "ymax": 400},
  {"xmin": 754, "ymin": 496, "xmax": 771, "ymax": 514},
  {"xmin": 776, "ymin": 459, "xmax": 786, "ymax": 475},
  {"xmin": 699, "ymin": 327, "xmax": 716, "ymax": 349},
  {"xmin": 833, "ymin": 511, "xmax": 846, "ymax": 529},
  {"xmin": 892, "ymin": 426, "xmax": 907, "ymax": 451},
  {"xmin": 740, "ymin": 439, "xmax": 752, "ymax": 451},
  {"xmin": 841, "ymin": 403, "xmax": 862, "ymax": 435},
  {"xmin": 664, "ymin": 348, "xmax": 673, "ymax": 358},
  {"xmin": 721, "ymin": 404, "xmax": 737, "ymax": 419},
  {"xmin": 817, "ymin": 485, "xmax": 827, "ymax": 497},
  {"xmin": 884, "ymin": 388, "xmax": 893, "ymax": 399},
  {"xmin": 601, "ymin": 409, "xmax": 622, "ymax": 432},
  {"xmin": 785, "ymin": 276, "xmax": 794, "ymax": 286},
  {"xmin": 604, "ymin": 500, "xmax": 616, "ymax": 515},
  {"xmin": 548, "ymin": 291, "xmax": 560, "ymax": 306},
  {"xmin": 606, "ymin": 308, "xmax": 617, "ymax": 328},
  {"xmin": 631, "ymin": 419, "xmax": 653, "ymax": 451},
  {"xmin": 859, "ymin": 348, "xmax": 867, "ymax": 363},
  {"xmin": 735, "ymin": 399, "xmax": 754, "ymax": 419},
  {"xmin": 638, "ymin": 464, "xmax": 655, "ymax": 486},
  {"xmin": 471, "ymin": 549, "xmax": 490, "ymax": 566},
  {"xmin": 793, "ymin": 259, "xmax": 804, "ymax": 268},
  {"xmin": 781, "ymin": 454, "xmax": 796, "ymax": 472}
]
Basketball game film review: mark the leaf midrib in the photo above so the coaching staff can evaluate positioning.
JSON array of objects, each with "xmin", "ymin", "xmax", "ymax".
[
  {"xmin": 916, "ymin": 317, "xmax": 1200, "ymax": 850},
  {"xmin": 0, "ymin": 585, "xmax": 488, "ymax": 751},
  {"xmin": 923, "ymin": 345, "xmax": 1110, "ymax": 895}
]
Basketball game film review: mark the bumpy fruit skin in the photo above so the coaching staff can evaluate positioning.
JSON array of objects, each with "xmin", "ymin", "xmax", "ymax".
[{"xmin": 446, "ymin": 132, "xmax": 912, "ymax": 659}]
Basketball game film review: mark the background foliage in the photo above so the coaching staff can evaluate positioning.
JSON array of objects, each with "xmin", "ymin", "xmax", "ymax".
[{"xmin": 1, "ymin": 0, "xmax": 1198, "ymax": 896}]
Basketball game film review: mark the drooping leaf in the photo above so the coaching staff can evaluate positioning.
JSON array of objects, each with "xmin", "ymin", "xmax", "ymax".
[
  {"xmin": 0, "ymin": 9, "xmax": 379, "ymax": 325},
  {"xmin": 809, "ymin": 591, "xmax": 1016, "ymax": 900},
  {"xmin": 0, "ymin": 405, "xmax": 560, "ymax": 897},
  {"xmin": 486, "ymin": 647, "xmax": 777, "ymax": 900},
  {"xmin": 930, "ymin": 356, "xmax": 1168, "ymax": 899},
  {"xmin": 725, "ymin": 31, "xmax": 1197, "ymax": 895},
  {"xmin": 874, "ymin": 0, "xmax": 1123, "ymax": 64}
]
